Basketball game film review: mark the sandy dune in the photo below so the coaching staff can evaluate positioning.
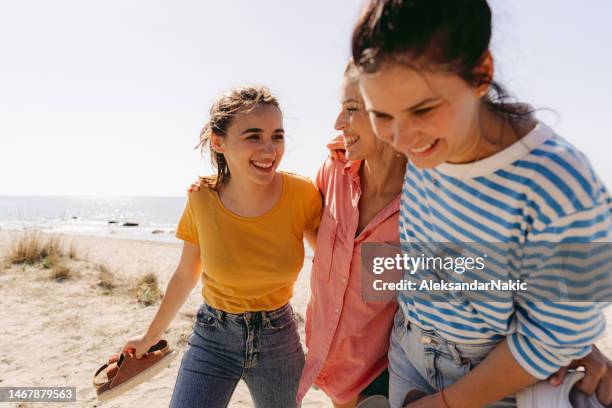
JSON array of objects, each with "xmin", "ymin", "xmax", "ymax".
[
  {"xmin": 0, "ymin": 231, "xmax": 330, "ymax": 408},
  {"xmin": 1, "ymin": 230, "xmax": 611, "ymax": 408}
]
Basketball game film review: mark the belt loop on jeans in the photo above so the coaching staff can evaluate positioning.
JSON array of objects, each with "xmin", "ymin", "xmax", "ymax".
[
  {"xmin": 448, "ymin": 342, "xmax": 466, "ymax": 366},
  {"xmin": 261, "ymin": 310, "xmax": 268, "ymax": 325},
  {"xmin": 243, "ymin": 312, "xmax": 252, "ymax": 323}
]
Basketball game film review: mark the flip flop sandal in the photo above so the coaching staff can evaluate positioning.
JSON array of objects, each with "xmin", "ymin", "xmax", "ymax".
[
  {"xmin": 94, "ymin": 339, "xmax": 177, "ymax": 401},
  {"xmin": 357, "ymin": 395, "xmax": 391, "ymax": 408}
]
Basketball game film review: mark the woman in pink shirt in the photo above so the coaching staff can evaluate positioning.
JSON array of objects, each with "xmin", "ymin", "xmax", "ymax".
[{"xmin": 297, "ymin": 60, "xmax": 407, "ymax": 408}]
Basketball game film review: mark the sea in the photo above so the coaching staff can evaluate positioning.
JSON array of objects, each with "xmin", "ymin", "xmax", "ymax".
[{"xmin": 0, "ymin": 196, "xmax": 186, "ymax": 243}]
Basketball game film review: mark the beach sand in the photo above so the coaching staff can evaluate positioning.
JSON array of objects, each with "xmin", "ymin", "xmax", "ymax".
[
  {"xmin": 1, "ymin": 230, "xmax": 611, "ymax": 408},
  {"xmin": 0, "ymin": 231, "xmax": 329, "ymax": 407}
]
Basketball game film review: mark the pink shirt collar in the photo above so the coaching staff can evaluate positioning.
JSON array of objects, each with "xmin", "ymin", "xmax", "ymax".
[{"xmin": 343, "ymin": 160, "xmax": 363, "ymax": 178}]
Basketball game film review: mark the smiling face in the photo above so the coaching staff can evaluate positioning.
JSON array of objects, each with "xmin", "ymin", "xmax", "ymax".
[
  {"xmin": 334, "ymin": 78, "xmax": 387, "ymax": 161},
  {"xmin": 359, "ymin": 63, "xmax": 487, "ymax": 168},
  {"xmin": 211, "ymin": 103, "xmax": 284, "ymax": 187}
]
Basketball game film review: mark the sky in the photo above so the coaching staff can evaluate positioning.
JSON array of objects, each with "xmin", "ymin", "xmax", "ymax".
[{"xmin": 1, "ymin": 0, "xmax": 610, "ymax": 197}]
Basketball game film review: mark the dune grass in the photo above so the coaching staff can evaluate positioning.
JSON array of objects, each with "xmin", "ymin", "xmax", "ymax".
[
  {"xmin": 96, "ymin": 263, "xmax": 116, "ymax": 292},
  {"xmin": 5, "ymin": 233, "xmax": 165, "ymax": 301},
  {"xmin": 68, "ymin": 243, "xmax": 79, "ymax": 260},
  {"xmin": 6, "ymin": 233, "xmax": 62, "ymax": 266},
  {"xmin": 133, "ymin": 272, "xmax": 162, "ymax": 306},
  {"xmin": 5, "ymin": 233, "xmax": 81, "ymax": 282},
  {"xmin": 51, "ymin": 264, "xmax": 72, "ymax": 282}
]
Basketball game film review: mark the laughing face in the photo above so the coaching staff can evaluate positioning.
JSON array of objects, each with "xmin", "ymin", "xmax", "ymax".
[
  {"xmin": 358, "ymin": 63, "xmax": 486, "ymax": 168},
  {"xmin": 211, "ymin": 103, "xmax": 284, "ymax": 186},
  {"xmin": 334, "ymin": 78, "xmax": 385, "ymax": 161}
]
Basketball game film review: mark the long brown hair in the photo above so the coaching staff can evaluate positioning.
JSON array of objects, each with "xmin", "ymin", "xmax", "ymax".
[
  {"xmin": 196, "ymin": 86, "xmax": 281, "ymax": 191},
  {"xmin": 351, "ymin": 0, "xmax": 533, "ymax": 121}
]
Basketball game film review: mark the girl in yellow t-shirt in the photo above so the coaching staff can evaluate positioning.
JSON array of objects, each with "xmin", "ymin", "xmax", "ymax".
[{"xmin": 122, "ymin": 86, "xmax": 322, "ymax": 408}]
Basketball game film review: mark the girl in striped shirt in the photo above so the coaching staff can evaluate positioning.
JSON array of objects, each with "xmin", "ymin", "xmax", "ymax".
[{"xmin": 350, "ymin": 0, "xmax": 611, "ymax": 407}]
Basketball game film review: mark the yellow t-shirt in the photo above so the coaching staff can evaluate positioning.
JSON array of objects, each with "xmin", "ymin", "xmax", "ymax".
[{"xmin": 176, "ymin": 172, "xmax": 323, "ymax": 313}]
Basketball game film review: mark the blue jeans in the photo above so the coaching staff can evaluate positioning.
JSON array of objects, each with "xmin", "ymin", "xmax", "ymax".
[
  {"xmin": 388, "ymin": 310, "xmax": 515, "ymax": 408},
  {"xmin": 169, "ymin": 303, "xmax": 304, "ymax": 408}
]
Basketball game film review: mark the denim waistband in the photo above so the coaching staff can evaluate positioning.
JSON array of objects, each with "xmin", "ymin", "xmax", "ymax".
[
  {"xmin": 201, "ymin": 302, "xmax": 292, "ymax": 323},
  {"xmin": 404, "ymin": 319, "xmax": 499, "ymax": 365}
]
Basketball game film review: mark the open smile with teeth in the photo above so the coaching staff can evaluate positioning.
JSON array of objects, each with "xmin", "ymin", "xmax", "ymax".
[
  {"xmin": 410, "ymin": 139, "xmax": 440, "ymax": 155},
  {"xmin": 344, "ymin": 136, "xmax": 359, "ymax": 148},
  {"xmin": 251, "ymin": 160, "xmax": 275, "ymax": 171}
]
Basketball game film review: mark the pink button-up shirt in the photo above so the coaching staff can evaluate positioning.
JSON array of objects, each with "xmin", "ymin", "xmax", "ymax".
[{"xmin": 297, "ymin": 158, "xmax": 399, "ymax": 404}]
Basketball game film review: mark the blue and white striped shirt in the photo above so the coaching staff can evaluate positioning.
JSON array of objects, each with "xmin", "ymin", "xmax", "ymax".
[{"xmin": 399, "ymin": 122, "xmax": 612, "ymax": 379}]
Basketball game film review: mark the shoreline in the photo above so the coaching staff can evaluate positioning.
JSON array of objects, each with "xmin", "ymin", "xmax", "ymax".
[{"xmin": 0, "ymin": 228, "xmax": 183, "ymax": 248}]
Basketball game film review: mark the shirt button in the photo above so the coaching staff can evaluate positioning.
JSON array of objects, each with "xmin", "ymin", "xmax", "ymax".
[
  {"xmin": 342, "ymin": 277, "xmax": 347, "ymax": 283},
  {"xmin": 335, "ymin": 308, "xmax": 340, "ymax": 314}
]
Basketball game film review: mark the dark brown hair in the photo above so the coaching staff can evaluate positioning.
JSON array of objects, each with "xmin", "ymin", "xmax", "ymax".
[
  {"xmin": 351, "ymin": 0, "xmax": 530, "ymax": 119},
  {"xmin": 196, "ymin": 86, "xmax": 280, "ymax": 191}
]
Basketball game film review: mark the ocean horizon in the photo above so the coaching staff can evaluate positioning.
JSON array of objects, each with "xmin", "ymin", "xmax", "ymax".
[{"xmin": 0, "ymin": 195, "xmax": 186, "ymax": 243}]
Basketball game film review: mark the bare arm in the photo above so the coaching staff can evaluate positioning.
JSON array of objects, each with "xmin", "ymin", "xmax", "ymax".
[
  {"xmin": 123, "ymin": 241, "xmax": 202, "ymax": 358},
  {"xmin": 407, "ymin": 340, "xmax": 538, "ymax": 408},
  {"xmin": 447, "ymin": 342, "xmax": 612, "ymax": 406},
  {"xmin": 549, "ymin": 345, "xmax": 612, "ymax": 405}
]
